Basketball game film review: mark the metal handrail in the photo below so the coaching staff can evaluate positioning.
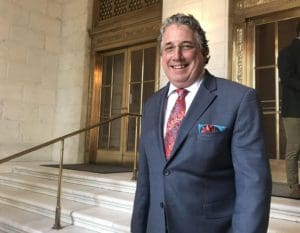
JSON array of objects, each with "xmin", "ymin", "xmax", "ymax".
[
  {"xmin": 0, "ymin": 112, "xmax": 141, "ymax": 229},
  {"xmin": 0, "ymin": 113, "xmax": 141, "ymax": 164}
]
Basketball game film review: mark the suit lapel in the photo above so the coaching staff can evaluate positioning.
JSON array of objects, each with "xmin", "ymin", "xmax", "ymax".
[
  {"xmin": 153, "ymin": 85, "xmax": 169, "ymax": 163},
  {"xmin": 167, "ymin": 72, "xmax": 218, "ymax": 162}
]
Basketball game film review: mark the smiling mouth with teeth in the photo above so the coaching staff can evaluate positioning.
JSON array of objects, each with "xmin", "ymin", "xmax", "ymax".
[{"xmin": 172, "ymin": 64, "xmax": 188, "ymax": 69}]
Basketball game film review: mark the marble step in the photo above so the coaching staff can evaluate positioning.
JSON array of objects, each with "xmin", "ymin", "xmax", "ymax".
[
  {"xmin": 268, "ymin": 217, "xmax": 300, "ymax": 233},
  {"xmin": 12, "ymin": 164, "xmax": 136, "ymax": 194},
  {"xmin": 270, "ymin": 196, "xmax": 300, "ymax": 222},
  {"xmin": 0, "ymin": 172, "xmax": 134, "ymax": 213},
  {"xmin": 1, "ymin": 204, "xmax": 298, "ymax": 233},
  {"xmin": 0, "ymin": 203, "xmax": 99, "ymax": 233},
  {"xmin": 0, "ymin": 185, "xmax": 131, "ymax": 233}
]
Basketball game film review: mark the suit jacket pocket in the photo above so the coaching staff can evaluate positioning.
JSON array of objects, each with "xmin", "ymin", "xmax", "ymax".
[
  {"xmin": 197, "ymin": 131, "xmax": 227, "ymax": 141},
  {"xmin": 203, "ymin": 197, "xmax": 234, "ymax": 219}
]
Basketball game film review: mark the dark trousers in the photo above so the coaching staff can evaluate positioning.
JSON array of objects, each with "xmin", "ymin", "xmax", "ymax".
[{"xmin": 283, "ymin": 117, "xmax": 300, "ymax": 186}]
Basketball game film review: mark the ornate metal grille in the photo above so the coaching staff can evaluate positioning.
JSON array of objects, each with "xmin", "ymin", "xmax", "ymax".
[
  {"xmin": 96, "ymin": 0, "xmax": 160, "ymax": 21},
  {"xmin": 99, "ymin": 0, "xmax": 113, "ymax": 20},
  {"xmin": 129, "ymin": 0, "xmax": 142, "ymax": 11},
  {"xmin": 145, "ymin": 0, "xmax": 159, "ymax": 6},
  {"xmin": 115, "ymin": 0, "xmax": 127, "ymax": 15}
]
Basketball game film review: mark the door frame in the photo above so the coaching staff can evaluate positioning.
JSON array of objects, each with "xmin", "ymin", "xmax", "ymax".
[
  {"xmin": 244, "ymin": 9, "xmax": 300, "ymax": 160},
  {"xmin": 88, "ymin": 42, "xmax": 160, "ymax": 165},
  {"xmin": 230, "ymin": 2, "xmax": 300, "ymax": 183},
  {"xmin": 97, "ymin": 48, "xmax": 130, "ymax": 164}
]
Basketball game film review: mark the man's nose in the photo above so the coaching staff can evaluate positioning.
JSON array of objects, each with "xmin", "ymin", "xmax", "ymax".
[{"xmin": 173, "ymin": 46, "xmax": 183, "ymax": 59}]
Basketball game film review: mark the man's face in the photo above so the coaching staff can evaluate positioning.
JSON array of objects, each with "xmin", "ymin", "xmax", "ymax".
[{"xmin": 161, "ymin": 24, "xmax": 205, "ymax": 88}]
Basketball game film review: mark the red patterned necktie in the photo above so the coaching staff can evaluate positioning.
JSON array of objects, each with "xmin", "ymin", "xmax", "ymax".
[{"xmin": 164, "ymin": 88, "xmax": 189, "ymax": 160}]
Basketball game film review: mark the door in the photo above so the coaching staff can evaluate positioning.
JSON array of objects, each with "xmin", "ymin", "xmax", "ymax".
[
  {"xmin": 248, "ymin": 11, "xmax": 300, "ymax": 182},
  {"xmin": 95, "ymin": 43, "xmax": 159, "ymax": 165}
]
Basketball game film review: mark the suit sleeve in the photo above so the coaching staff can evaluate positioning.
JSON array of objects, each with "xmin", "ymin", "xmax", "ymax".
[
  {"xmin": 278, "ymin": 48, "xmax": 300, "ymax": 91},
  {"xmin": 231, "ymin": 88, "xmax": 272, "ymax": 233},
  {"xmin": 130, "ymin": 109, "xmax": 150, "ymax": 233}
]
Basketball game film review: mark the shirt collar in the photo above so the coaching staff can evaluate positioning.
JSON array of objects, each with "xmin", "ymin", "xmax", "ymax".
[{"xmin": 167, "ymin": 71, "xmax": 204, "ymax": 97}]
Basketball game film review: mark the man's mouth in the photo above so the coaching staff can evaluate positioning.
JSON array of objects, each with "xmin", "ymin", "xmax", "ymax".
[{"xmin": 171, "ymin": 64, "xmax": 188, "ymax": 69}]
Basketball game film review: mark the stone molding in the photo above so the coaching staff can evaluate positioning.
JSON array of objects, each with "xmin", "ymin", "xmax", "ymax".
[
  {"xmin": 233, "ymin": 0, "xmax": 300, "ymax": 19},
  {"xmin": 91, "ymin": 0, "xmax": 162, "ymax": 51}
]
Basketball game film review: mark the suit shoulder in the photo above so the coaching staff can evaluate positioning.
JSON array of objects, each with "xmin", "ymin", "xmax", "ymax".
[
  {"xmin": 203, "ymin": 71, "xmax": 257, "ymax": 101},
  {"xmin": 145, "ymin": 86, "xmax": 166, "ymax": 102},
  {"xmin": 215, "ymin": 76, "xmax": 254, "ymax": 93},
  {"xmin": 142, "ymin": 85, "xmax": 167, "ymax": 110},
  {"xmin": 205, "ymin": 71, "xmax": 251, "ymax": 91},
  {"xmin": 209, "ymin": 76, "xmax": 259, "ymax": 105}
]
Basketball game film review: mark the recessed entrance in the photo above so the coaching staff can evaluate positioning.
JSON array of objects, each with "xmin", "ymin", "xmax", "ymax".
[
  {"xmin": 93, "ymin": 43, "xmax": 159, "ymax": 165},
  {"xmin": 247, "ymin": 12, "xmax": 300, "ymax": 183}
]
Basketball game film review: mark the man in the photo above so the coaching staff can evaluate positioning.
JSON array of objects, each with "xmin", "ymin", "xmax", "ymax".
[
  {"xmin": 278, "ymin": 22, "xmax": 300, "ymax": 197},
  {"xmin": 131, "ymin": 13, "xmax": 272, "ymax": 233}
]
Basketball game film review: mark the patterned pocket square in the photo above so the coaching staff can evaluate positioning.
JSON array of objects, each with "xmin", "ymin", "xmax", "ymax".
[{"xmin": 198, "ymin": 123, "xmax": 227, "ymax": 133}]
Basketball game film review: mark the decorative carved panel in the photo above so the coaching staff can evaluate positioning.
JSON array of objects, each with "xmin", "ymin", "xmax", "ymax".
[
  {"xmin": 235, "ymin": 0, "xmax": 278, "ymax": 9},
  {"xmin": 92, "ymin": 21, "xmax": 161, "ymax": 51},
  {"xmin": 91, "ymin": 0, "xmax": 162, "ymax": 51},
  {"xmin": 233, "ymin": 0, "xmax": 300, "ymax": 21},
  {"xmin": 98, "ymin": 0, "xmax": 113, "ymax": 20},
  {"xmin": 234, "ymin": 26, "xmax": 245, "ymax": 84},
  {"xmin": 95, "ymin": 0, "xmax": 160, "ymax": 22}
]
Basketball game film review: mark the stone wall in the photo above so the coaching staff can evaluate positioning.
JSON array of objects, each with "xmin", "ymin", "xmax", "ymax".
[
  {"xmin": 0, "ymin": 0, "xmax": 62, "ymax": 161},
  {"xmin": 0, "ymin": 0, "xmax": 93, "ymax": 163},
  {"xmin": 51, "ymin": 0, "xmax": 93, "ymax": 163},
  {"xmin": 160, "ymin": 0, "xmax": 229, "ymax": 87}
]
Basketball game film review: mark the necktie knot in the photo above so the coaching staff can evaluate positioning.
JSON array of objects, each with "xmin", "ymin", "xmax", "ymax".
[{"xmin": 176, "ymin": 88, "xmax": 188, "ymax": 100}]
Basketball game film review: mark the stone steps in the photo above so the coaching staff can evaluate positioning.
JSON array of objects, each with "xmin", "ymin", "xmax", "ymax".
[
  {"xmin": 0, "ymin": 164, "xmax": 134, "ymax": 233},
  {"xmin": 0, "ymin": 163, "xmax": 300, "ymax": 232},
  {"xmin": 0, "ymin": 203, "xmax": 98, "ymax": 233},
  {"xmin": 0, "ymin": 172, "xmax": 133, "ymax": 213},
  {"xmin": 270, "ymin": 196, "xmax": 300, "ymax": 222},
  {"xmin": 12, "ymin": 165, "xmax": 136, "ymax": 193}
]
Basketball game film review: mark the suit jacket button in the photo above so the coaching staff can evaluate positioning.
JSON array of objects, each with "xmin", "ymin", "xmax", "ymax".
[
  {"xmin": 160, "ymin": 202, "xmax": 164, "ymax": 208},
  {"xmin": 164, "ymin": 169, "xmax": 170, "ymax": 176}
]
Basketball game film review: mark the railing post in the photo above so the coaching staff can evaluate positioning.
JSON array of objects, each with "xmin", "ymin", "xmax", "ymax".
[
  {"xmin": 53, "ymin": 139, "xmax": 65, "ymax": 229},
  {"xmin": 131, "ymin": 116, "xmax": 139, "ymax": 180}
]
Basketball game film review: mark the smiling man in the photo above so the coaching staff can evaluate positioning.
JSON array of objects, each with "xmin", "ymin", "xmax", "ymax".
[
  {"xmin": 131, "ymin": 13, "xmax": 272, "ymax": 233},
  {"xmin": 161, "ymin": 23, "xmax": 205, "ymax": 88}
]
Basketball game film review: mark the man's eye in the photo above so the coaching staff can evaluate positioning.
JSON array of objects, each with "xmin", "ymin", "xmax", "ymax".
[
  {"xmin": 164, "ymin": 46, "xmax": 174, "ymax": 52},
  {"xmin": 181, "ymin": 44, "xmax": 194, "ymax": 50}
]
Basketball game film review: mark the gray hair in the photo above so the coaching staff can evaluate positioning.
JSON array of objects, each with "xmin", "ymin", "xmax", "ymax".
[{"xmin": 158, "ymin": 13, "xmax": 210, "ymax": 64}]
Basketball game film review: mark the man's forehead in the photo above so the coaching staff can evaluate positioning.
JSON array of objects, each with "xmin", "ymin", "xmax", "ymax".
[
  {"xmin": 163, "ymin": 40, "xmax": 195, "ymax": 45},
  {"xmin": 162, "ymin": 24, "xmax": 194, "ymax": 37}
]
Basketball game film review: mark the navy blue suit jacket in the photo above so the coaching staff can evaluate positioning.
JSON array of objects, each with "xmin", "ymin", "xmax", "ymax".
[{"xmin": 131, "ymin": 70, "xmax": 272, "ymax": 233}]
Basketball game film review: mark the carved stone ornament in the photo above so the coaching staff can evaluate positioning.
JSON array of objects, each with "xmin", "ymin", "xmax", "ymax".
[
  {"xmin": 95, "ymin": 0, "xmax": 160, "ymax": 22},
  {"xmin": 235, "ymin": 0, "xmax": 278, "ymax": 9},
  {"xmin": 235, "ymin": 27, "xmax": 244, "ymax": 84},
  {"xmin": 91, "ymin": 0, "xmax": 162, "ymax": 51},
  {"xmin": 92, "ymin": 22, "xmax": 160, "ymax": 51},
  {"xmin": 234, "ymin": 0, "xmax": 300, "ymax": 13}
]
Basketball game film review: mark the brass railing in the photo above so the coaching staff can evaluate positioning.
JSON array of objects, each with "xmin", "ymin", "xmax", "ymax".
[{"xmin": 0, "ymin": 112, "xmax": 141, "ymax": 229}]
